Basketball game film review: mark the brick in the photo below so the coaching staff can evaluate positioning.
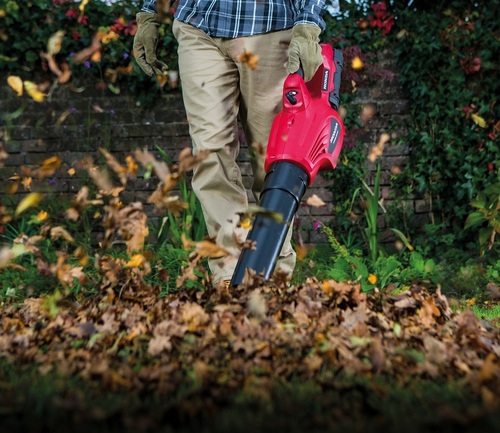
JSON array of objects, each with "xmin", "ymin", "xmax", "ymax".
[
  {"xmin": 22, "ymin": 139, "xmax": 49, "ymax": 152},
  {"xmin": 415, "ymin": 199, "xmax": 432, "ymax": 213},
  {"xmin": 378, "ymin": 100, "xmax": 410, "ymax": 116},
  {"xmin": 0, "ymin": 73, "xmax": 417, "ymax": 240}
]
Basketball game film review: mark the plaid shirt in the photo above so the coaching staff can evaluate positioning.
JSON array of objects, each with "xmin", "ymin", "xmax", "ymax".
[{"xmin": 141, "ymin": 1, "xmax": 326, "ymax": 37}]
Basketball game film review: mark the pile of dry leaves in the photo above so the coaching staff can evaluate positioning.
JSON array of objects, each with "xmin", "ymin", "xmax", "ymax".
[
  {"xmin": 0, "ymin": 274, "xmax": 499, "ymax": 409},
  {"xmin": 0, "ymin": 148, "xmax": 499, "ymax": 430}
]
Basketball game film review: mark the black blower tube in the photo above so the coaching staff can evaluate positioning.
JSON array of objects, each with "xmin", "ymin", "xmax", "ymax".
[{"xmin": 230, "ymin": 161, "xmax": 309, "ymax": 286}]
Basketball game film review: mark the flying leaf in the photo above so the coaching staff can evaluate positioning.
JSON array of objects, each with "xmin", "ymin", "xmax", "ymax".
[
  {"xmin": 24, "ymin": 81, "xmax": 45, "ymax": 103},
  {"xmin": 134, "ymin": 148, "xmax": 170, "ymax": 182},
  {"xmin": 125, "ymin": 155, "xmax": 138, "ymax": 176},
  {"xmin": 237, "ymin": 205, "xmax": 284, "ymax": 226},
  {"xmin": 50, "ymin": 226, "xmax": 75, "ymax": 243},
  {"xmin": 125, "ymin": 254, "xmax": 146, "ymax": 268},
  {"xmin": 351, "ymin": 56, "xmax": 364, "ymax": 70},
  {"xmin": 47, "ymin": 30, "xmax": 65, "ymax": 56},
  {"xmin": 100, "ymin": 147, "xmax": 128, "ymax": 184},
  {"xmin": 0, "ymin": 244, "xmax": 26, "ymax": 268},
  {"xmin": 306, "ymin": 194, "xmax": 326, "ymax": 207},
  {"xmin": 195, "ymin": 241, "xmax": 229, "ymax": 258},
  {"xmin": 73, "ymin": 32, "xmax": 102, "ymax": 64},
  {"xmin": 178, "ymin": 147, "xmax": 209, "ymax": 172},
  {"xmin": 79, "ymin": 0, "xmax": 89, "ymax": 17},
  {"xmin": 36, "ymin": 210, "xmax": 48, "ymax": 222},
  {"xmin": 239, "ymin": 50, "xmax": 259, "ymax": 70},
  {"xmin": 296, "ymin": 244, "xmax": 309, "ymax": 261},
  {"xmin": 368, "ymin": 132, "xmax": 390, "ymax": 162},
  {"xmin": 14, "ymin": 192, "xmax": 43, "ymax": 217},
  {"xmin": 57, "ymin": 62, "xmax": 72, "ymax": 84},
  {"xmin": 471, "ymin": 113, "xmax": 487, "ymax": 128},
  {"xmin": 55, "ymin": 109, "xmax": 74, "ymax": 127},
  {"xmin": 7, "ymin": 75, "xmax": 23, "ymax": 96},
  {"xmin": 38, "ymin": 156, "xmax": 62, "ymax": 178}
]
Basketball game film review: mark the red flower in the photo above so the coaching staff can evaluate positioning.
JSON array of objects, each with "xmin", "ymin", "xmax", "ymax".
[
  {"xmin": 372, "ymin": 2, "xmax": 388, "ymax": 14},
  {"xmin": 72, "ymin": 32, "xmax": 81, "ymax": 40},
  {"xmin": 462, "ymin": 106, "xmax": 472, "ymax": 119},
  {"xmin": 460, "ymin": 56, "xmax": 481, "ymax": 75},
  {"xmin": 487, "ymin": 163, "xmax": 494, "ymax": 172},
  {"xmin": 111, "ymin": 18, "xmax": 136, "ymax": 36},
  {"xmin": 368, "ymin": 2, "xmax": 395, "ymax": 35},
  {"xmin": 65, "ymin": 8, "xmax": 78, "ymax": 18},
  {"xmin": 77, "ymin": 15, "xmax": 89, "ymax": 26}
]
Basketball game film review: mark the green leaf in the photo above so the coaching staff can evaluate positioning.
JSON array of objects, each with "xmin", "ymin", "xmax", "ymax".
[
  {"xmin": 409, "ymin": 252, "xmax": 424, "ymax": 272},
  {"xmin": 464, "ymin": 211, "xmax": 485, "ymax": 230},
  {"xmin": 349, "ymin": 256, "xmax": 369, "ymax": 279},
  {"xmin": 327, "ymin": 268, "xmax": 350, "ymax": 282}
]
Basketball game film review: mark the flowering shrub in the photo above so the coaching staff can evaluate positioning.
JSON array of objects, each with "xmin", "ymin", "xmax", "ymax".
[
  {"xmin": 391, "ymin": 2, "xmax": 499, "ymax": 257},
  {"xmin": 368, "ymin": 2, "xmax": 395, "ymax": 35},
  {"xmin": 0, "ymin": 0, "xmax": 178, "ymax": 103}
]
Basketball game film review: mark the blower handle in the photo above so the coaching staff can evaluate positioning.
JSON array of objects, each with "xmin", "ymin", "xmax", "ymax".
[{"xmin": 328, "ymin": 50, "xmax": 343, "ymax": 110}]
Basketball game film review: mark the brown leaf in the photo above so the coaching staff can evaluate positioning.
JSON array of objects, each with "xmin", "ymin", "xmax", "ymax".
[
  {"xmin": 370, "ymin": 336, "xmax": 386, "ymax": 373},
  {"xmin": 247, "ymin": 290, "xmax": 268, "ymax": 320},
  {"xmin": 239, "ymin": 49, "xmax": 259, "ymax": 70},
  {"xmin": 306, "ymin": 194, "xmax": 326, "ymax": 207},
  {"xmin": 72, "ymin": 31, "xmax": 102, "ymax": 64},
  {"xmin": 192, "ymin": 238, "xmax": 230, "ymax": 259},
  {"xmin": 178, "ymin": 147, "xmax": 209, "ymax": 172},
  {"xmin": 50, "ymin": 226, "xmax": 75, "ymax": 243},
  {"xmin": 134, "ymin": 148, "xmax": 171, "ymax": 182}
]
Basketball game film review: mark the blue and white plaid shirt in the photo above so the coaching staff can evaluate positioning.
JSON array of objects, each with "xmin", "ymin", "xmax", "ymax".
[{"xmin": 141, "ymin": 1, "xmax": 326, "ymax": 37}]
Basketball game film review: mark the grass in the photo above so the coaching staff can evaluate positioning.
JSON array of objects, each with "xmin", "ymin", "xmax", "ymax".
[
  {"xmin": 1, "ymin": 359, "xmax": 498, "ymax": 433},
  {"xmin": 472, "ymin": 303, "xmax": 500, "ymax": 328}
]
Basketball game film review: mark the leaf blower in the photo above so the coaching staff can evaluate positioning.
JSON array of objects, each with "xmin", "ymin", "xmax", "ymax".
[{"xmin": 230, "ymin": 43, "xmax": 345, "ymax": 287}]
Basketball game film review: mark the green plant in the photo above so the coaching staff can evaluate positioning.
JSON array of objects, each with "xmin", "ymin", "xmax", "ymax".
[
  {"xmin": 321, "ymin": 221, "xmax": 443, "ymax": 292},
  {"xmin": 0, "ymin": 0, "xmax": 179, "ymax": 106},
  {"xmin": 152, "ymin": 146, "xmax": 206, "ymax": 249},
  {"xmin": 390, "ymin": 1, "xmax": 499, "ymax": 252},
  {"xmin": 361, "ymin": 159, "xmax": 383, "ymax": 263},
  {"xmin": 464, "ymin": 180, "xmax": 500, "ymax": 256}
]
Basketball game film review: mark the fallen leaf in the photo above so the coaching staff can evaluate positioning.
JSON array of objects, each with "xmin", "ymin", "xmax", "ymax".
[
  {"xmin": 7, "ymin": 75, "xmax": 23, "ymax": 96},
  {"xmin": 14, "ymin": 192, "xmax": 43, "ymax": 217}
]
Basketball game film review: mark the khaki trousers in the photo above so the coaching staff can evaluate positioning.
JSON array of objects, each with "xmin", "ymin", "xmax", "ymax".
[{"xmin": 172, "ymin": 20, "xmax": 296, "ymax": 284}]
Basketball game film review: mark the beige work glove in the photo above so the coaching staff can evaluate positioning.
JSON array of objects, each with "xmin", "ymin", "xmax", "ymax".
[
  {"xmin": 284, "ymin": 24, "xmax": 323, "ymax": 82},
  {"xmin": 133, "ymin": 12, "xmax": 168, "ymax": 77}
]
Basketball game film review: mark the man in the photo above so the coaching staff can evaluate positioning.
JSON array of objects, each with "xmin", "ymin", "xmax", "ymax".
[{"xmin": 134, "ymin": 0, "xmax": 326, "ymax": 286}]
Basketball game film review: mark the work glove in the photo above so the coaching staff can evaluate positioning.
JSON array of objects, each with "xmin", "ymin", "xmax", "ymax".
[
  {"xmin": 133, "ymin": 12, "xmax": 168, "ymax": 77},
  {"xmin": 284, "ymin": 24, "xmax": 323, "ymax": 82}
]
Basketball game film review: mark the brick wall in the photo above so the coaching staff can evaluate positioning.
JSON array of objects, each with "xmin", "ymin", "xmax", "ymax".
[{"xmin": 0, "ymin": 52, "xmax": 423, "ymax": 245}]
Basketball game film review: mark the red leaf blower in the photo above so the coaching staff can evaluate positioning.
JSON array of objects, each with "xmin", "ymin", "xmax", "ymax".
[{"xmin": 230, "ymin": 43, "xmax": 345, "ymax": 287}]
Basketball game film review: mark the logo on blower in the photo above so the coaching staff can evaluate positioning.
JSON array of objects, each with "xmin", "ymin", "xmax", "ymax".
[
  {"xmin": 322, "ymin": 69, "xmax": 330, "ymax": 91},
  {"xmin": 329, "ymin": 118, "xmax": 340, "ymax": 154}
]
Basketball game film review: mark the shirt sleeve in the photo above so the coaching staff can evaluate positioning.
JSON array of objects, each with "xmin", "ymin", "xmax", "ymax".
[
  {"xmin": 141, "ymin": 0, "xmax": 157, "ymax": 13},
  {"xmin": 294, "ymin": 0, "xmax": 326, "ymax": 30}
]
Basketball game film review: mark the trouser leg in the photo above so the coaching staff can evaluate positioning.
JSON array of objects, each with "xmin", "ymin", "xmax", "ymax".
[
  {"xmin": 173, "ymin": 20, "xmax": 296, "ymax": 284},
  {"xmin": 229, "ymin": 29, "xmax": 296, "ymax": 276}
]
